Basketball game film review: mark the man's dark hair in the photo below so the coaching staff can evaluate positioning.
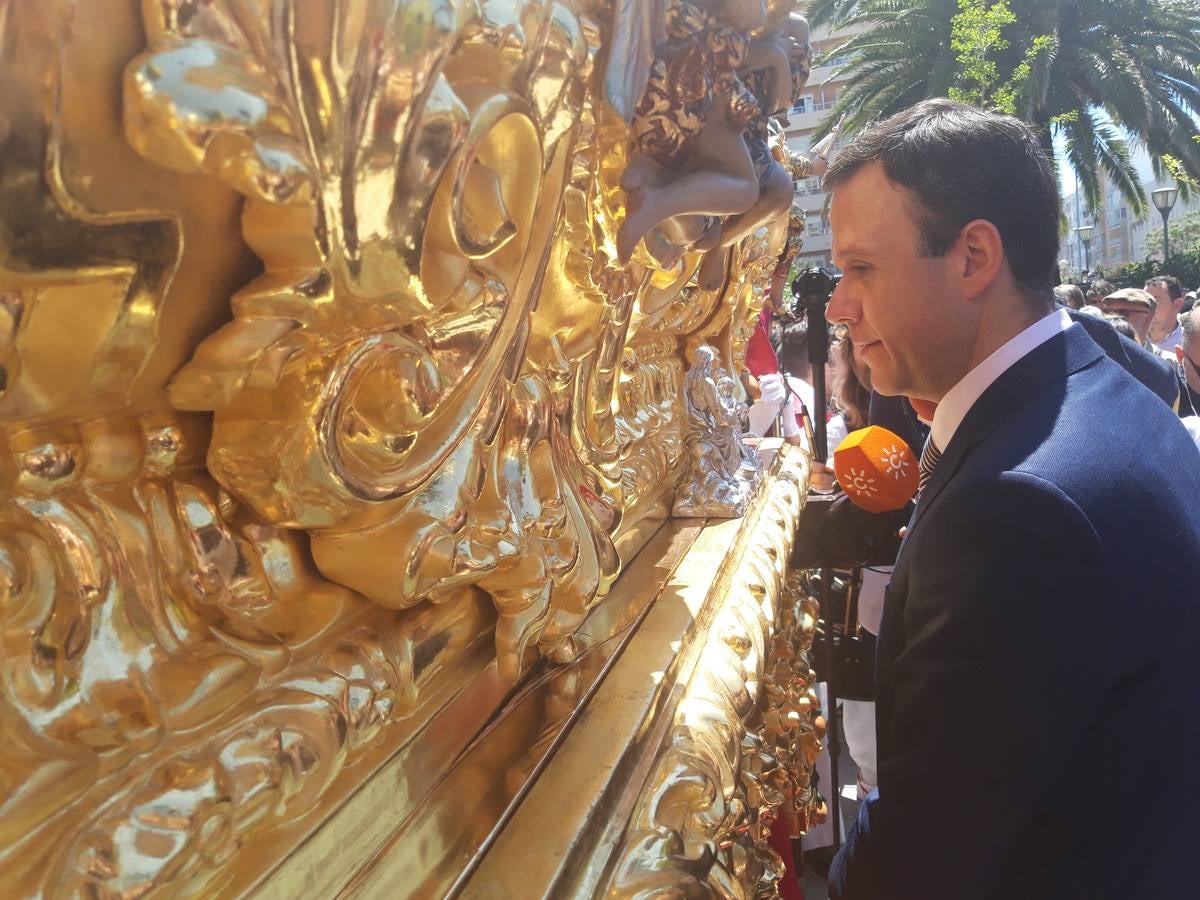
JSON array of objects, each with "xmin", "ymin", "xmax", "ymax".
[
  {"xmin": 1053, "ymin": 283, "xmax": 1085, "ymax": 310},
  {"xmin": 1087, "ymin": 279, "xmax": 1115, "ymax": 301},
  {"xmin": 823, "ymin": 98, "xmax": 1060, "ymax": 298},
  {"xmin": 1145, "ymin": 275, "xmax": 1183, "ymax": 301}
]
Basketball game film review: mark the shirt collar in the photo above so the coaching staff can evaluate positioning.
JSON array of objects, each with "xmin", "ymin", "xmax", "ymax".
[
  {"xmin": 1153, "ymin": 323, "xmax": 1183, "ymax": 352},
  {"xmin": 931, "ymin": 307, "xmax": 1073, "ymax": 451}
]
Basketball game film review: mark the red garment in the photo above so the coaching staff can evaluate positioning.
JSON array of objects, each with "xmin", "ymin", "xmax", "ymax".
[
  {"xmin": 746, "ymin": 308, "xmax": 780, "ymax": 377},
  {"xmin": 769, "ymin": 816, "xmax": 805, "ymax": 900}
]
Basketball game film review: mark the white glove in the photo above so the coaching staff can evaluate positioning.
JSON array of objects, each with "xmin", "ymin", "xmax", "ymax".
[
  {"xmin": 758, "ymin": 373, "xmax": 787, "ymax": 407},
  {"xmin": 781, "ymin": 407, "xmax": 802, "ymax": 438}
]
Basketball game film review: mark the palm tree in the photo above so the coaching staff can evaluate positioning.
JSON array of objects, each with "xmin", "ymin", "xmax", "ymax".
[{"xmin": 804, "ymin": 0, "xmax": 1200, "ymax": 216}]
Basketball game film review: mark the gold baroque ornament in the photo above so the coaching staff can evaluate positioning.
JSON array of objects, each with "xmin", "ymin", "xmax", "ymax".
[
  {"xmin": 1, "ymin": 0, "xmax": 821, "ymax": 895},
  {"xmin": 606, "ymin": 448, "xmax": 816, "ymax": 897},
  {"xmin": 122, "ymin": 0, "xmax": 625, "ymax": 680}
]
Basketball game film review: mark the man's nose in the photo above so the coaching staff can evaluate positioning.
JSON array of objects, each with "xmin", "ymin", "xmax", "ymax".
[{"xmin": 826, "ymin": 282, "xmax": 856, "ymax": 324}]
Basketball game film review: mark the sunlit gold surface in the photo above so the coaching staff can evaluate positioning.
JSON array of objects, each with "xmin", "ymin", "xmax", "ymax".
[
  {"xmin": 459, "ymin": 444, "xmax": 815, "ymax": 897},
  {"xmin": 0, "ymin": 0, "xmax": 817, "ymax": 896}
]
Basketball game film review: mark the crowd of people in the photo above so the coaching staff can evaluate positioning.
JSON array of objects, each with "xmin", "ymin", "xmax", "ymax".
[
  {"xmin": 749, "ymin": 265, "xmax": 1200, "ymax": 460},
  {"xmin": 744, "ymin": 98, "xmax": 1200, "ymax": 899}
]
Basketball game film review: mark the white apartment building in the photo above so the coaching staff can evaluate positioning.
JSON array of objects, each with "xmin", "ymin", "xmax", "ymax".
[
  {"xmin": 1062, "ymin": 153, "xmax": 1200, "ymax": 275},
  {"xmin": 784, "ymin": 20, "xmax": 866, "ymax": 269}
]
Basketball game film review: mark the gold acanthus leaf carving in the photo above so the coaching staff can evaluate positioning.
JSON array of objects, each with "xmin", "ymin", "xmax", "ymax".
[
  {"xmin": 770, "ymin": 572, "xmax": 828, "ymax": 837},
  {"xmin": 43, "ymin": 597, "xmax": 492, "ymax": 899},
  {"xmin": 122, "ymin": 0, "xmax": 623, "ymax": 680},
  {"xmin": 607, "ymin": 450, "xmax": 811, "ymax": 898}
]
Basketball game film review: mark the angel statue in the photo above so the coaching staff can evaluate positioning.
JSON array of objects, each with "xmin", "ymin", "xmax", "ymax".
[{"xmin": 605, "ymin": 0, "xmax": 838, "ymax": 279}]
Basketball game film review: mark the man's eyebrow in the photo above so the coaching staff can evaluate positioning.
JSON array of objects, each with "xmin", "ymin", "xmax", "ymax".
[{"xmin": 834, "ymin": 244, "xmax": 875, "ymax": 260}]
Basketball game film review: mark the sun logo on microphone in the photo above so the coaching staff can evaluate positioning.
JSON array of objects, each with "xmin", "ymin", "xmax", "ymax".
[
  {"xmin": 879, "ymin": 444, "xmax": 911, "ymax": 481},
  {"xmin": 846, "ymin": 468, "xmax": 877, "ymax": 496}
]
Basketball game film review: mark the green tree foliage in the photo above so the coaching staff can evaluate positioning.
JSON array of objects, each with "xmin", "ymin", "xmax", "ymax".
[
  {"xmin": 947, "ymin": 0, "xmax": 1017, "ymax": 110},
  {"xmin": 1144, "ymin": 209, "xmax": 1200, "ymax": 260},
  {"xmin": 1102, "ymin": 247, "xmax": 1200, "ymax": 291},
  {"xmin": 805, "ymin": 0, "xmax": 1200, "ymax": 216}
]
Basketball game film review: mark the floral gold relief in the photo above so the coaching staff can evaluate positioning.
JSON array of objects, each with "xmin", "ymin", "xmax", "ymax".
[{"xmin": 1, "ymin": 0, "xmax": 824, "ymax": 896}]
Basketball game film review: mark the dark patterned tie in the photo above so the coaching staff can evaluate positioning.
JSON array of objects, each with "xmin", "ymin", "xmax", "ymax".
[{"xmin": 918, "ymin": 435, "xmax": 942, "ymax": 493}]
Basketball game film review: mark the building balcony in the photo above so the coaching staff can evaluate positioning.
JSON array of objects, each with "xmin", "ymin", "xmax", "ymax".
[
  {"xmin": 807, "ymin": 63, "xmax": 850, "ymax": 87},
  {"xmin": 783, "ymin": 104, "xmax": 839, "ymax": 135},
  {"xmin": 798, "ymin": 230, "xmax": 833, "ymax": 254}
]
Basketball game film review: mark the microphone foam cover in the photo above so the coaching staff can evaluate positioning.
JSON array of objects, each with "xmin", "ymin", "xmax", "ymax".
[{"xmin": 832, "ymin": 425, "xmax": 919, "ymax": 513}]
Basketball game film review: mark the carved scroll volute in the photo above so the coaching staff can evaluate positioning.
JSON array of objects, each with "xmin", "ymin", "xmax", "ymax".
[{"xmin": 122, "ymin": 1, "xmax": 616, "ymax": 679}]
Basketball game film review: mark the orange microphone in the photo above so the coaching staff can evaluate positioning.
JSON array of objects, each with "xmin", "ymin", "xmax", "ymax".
[{"xmin": 832, "ymin": 426, "xmax": 920, "ymax": 513}]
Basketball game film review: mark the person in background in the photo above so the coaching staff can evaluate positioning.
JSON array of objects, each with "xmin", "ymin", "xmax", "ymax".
[
  {"xmin": 747, "ymin": 310, "xmax": 815, "ymax": 444},
  {"xmin": 825, "ymin": 327, "xmax": 885, "ymax": 805},
  {"xmin": 1175, "ymin": 311, "xmax": 1200, "ymax": 450},
  {"xmin": 827, "ymin": 325, "xmax": 871, "ymax": 441},
  {"xmin": 1145, "ymin": 275, "xmax": 1185, "ymax": 352},
  {"xmin": 1176, "ymin": 308, "xmax": 1200, "ymax": 418},
  {"xmin": 1099, "ymin": 287, "xmax": 1174, "ymax": 358},
  {"xmin": 1183, "ymin": 289, "xmax": 1196, "ymax": 314},
  {"xmin": 1052, "ymin": 283, "xmax": 1085, "ymax": 310},
  {"xmin": 1084, "ymin": 278, "xmax": 1114, "ymax": 306},
  {"xmin": 804, "ymin": 326, "xmax": 865, "ymax": 491},
  {"xmin": 1103, "ymin": 314, "xmax": 1137, "ymax": 343}
]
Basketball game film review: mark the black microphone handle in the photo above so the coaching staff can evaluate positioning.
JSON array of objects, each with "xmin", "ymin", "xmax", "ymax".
[{"xmin": 806, "ymin": 301, "xmax": 830, "ymax": 463}]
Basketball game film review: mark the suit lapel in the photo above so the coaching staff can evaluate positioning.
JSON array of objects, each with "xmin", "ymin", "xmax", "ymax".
[{"xmin": 902, "ymin": 324, "xmax": 1104, "ymax": 539}]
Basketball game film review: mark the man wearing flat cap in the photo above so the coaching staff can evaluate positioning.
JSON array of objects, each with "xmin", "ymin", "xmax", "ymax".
[{"xmin": 1100, "ymin": 288, "xmax": 1175, "ymax": 360}]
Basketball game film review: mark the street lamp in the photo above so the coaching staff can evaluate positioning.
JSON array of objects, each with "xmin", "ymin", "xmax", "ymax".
[
  {"xmin": 1152, "ymin": 186, "xmax": 1179, "ymax": 262},
  {"xmin": 1075, "ymin": 223, "xmax": 1095, "ymax": 272}
]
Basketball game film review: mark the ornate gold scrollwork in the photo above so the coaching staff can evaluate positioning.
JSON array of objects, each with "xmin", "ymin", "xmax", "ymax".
[
  {"xmin": 606, "ymin": 450, "xmax": 819, "ymax": 898},
  {"xmin": 1, "ymin": 0, "xmax": 820, "ymax": 894},
  {"xmin": 121, "ymin": 0, "xmax": 627, "ymax": 681}
]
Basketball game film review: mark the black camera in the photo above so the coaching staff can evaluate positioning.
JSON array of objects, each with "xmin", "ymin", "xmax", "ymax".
[
  {"xmin": 792, "ymin": 493, "xmax": 910, "ymax": 570},
  {"xmin": 791, "ymin": 265, "xmax": 842, "ymax": 307}
]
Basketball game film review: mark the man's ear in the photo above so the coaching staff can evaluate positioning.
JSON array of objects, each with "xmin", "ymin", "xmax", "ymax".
[{"xmin": 956, "ymin": 219, "xmax": 1005, "ymax": 300}]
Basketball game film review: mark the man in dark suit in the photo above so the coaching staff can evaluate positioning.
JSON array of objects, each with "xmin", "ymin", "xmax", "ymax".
[{"xmin": 823, "ymin": 99, "xmax": 1200, "ymax": 899}]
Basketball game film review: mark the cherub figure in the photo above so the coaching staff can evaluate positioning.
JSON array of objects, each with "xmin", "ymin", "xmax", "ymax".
[
  {"xmin": 693, "ymin": 15, "xmax": 843, "ymax": 288},
  {"xmin": 608, "ymin": 3, "xmax": 833, "ymax": 276}
]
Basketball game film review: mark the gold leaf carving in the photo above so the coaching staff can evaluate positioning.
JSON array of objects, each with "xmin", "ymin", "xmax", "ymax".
[
  {"xmin": 607, "ymin": 451, "xmax": 820, "ymax": 897},
  {"xmin": 1, "ymin": 0, "xmax": 814, "ymax": 894}
]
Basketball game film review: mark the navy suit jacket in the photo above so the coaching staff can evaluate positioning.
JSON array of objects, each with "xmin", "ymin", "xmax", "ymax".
[{"xmin": 830, "ymin": 323, "xmax": 1200, "ymax": 899}]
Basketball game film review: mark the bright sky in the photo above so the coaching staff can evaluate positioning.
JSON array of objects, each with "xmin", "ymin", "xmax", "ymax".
[{"xmin": 1052, "ymin": 128, "xmax": 1159, "ymax": 202}]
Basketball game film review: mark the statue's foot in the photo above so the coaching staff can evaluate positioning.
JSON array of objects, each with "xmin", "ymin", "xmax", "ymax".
[
  {"xmin": 618, "ymin": 183, "xmax": 673, "ymax": 265},
  {"xmin": 617, "ymin": 155, "xmax": 669, "ymax": 264},
  {"xmin": 698, "ymin": 245, "xmax": 731, "ymax": 292},
  {"xmin": 643, "ymin": 227, "xmax": 684, "ymax": 269}
]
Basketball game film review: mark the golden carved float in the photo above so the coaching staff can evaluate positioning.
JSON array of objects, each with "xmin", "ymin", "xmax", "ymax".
[{"xmin": 0, "ymin": 0, "xmax": 824, "ymax": 896}]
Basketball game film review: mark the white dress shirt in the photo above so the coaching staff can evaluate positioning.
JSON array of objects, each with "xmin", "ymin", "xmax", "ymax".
[
  {"xmin": 931, "ymin": 308, "xmax": 1074, "ymax": 451},
  {"xmin": 1182, "ymin": 416, "xmax": 1200, "ymax": 453},
  {"xmin": 1153, "ymin": 323, "xmax": 1183, "ymax": 353}
]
